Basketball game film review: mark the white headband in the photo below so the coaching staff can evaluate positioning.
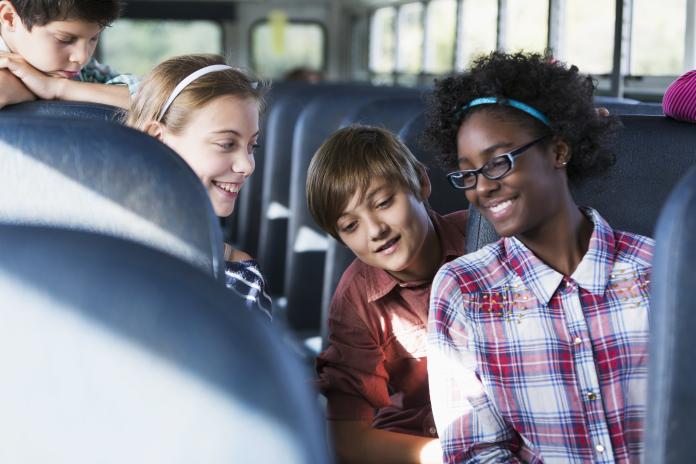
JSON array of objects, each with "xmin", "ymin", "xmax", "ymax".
[{"xmin": 157, "ymin": 64, "xmax": 233, "ymax": 121}]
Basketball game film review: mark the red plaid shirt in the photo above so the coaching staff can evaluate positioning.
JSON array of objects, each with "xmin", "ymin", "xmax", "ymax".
[{"xmin": 428, "ymin": 208, "xmax": 653, "ymax": 463}]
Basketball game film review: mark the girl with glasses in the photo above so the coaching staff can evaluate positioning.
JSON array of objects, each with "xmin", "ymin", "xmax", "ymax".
[{"xmin": 423, "ymin": 52, "xmax": 654, "ymax": 463}]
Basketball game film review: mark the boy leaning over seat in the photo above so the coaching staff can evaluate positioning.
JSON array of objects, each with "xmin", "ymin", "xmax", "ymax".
[
  {"xmin": 306, "ymin": 126, "xmax": 468, "ymax": 464},
  {"xmin": 0, "ymin": 0, "xmax": 137, "ymax": 109}
]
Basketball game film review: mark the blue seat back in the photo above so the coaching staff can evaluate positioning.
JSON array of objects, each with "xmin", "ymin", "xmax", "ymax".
[
  {"xmin": 256, "ymin": 83, "xmax": 376, "ymax": 295},
  {"xmin": 2, "ymin": 100, "xmax": 121, "ymax": 121},
  {"xmin": 232, "ymin": 81, "xmax": 309, "ymax": 255},
  {"xmin": 0, "ymin": 225, "xmax": 331, "ymax": 463},
  {"xmin": 601, "ymin": 102, "xmax": 663, "ymax": 116},
  {"xmin": 645, "ymin": 166, "xmax": 696, "ymax": 464},
  {"xmin": 0, "ymin": 115, "xmax": 224, "ymax": 278}
]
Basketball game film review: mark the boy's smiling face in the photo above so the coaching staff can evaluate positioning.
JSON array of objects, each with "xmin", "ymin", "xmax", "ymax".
[
  {"xmin": 0, "ymin": 4, "xmax": 101, "ymax": 77},
  {"xmin": 336, "ymin": 179, "xmax": 435, "ymax": 282}
]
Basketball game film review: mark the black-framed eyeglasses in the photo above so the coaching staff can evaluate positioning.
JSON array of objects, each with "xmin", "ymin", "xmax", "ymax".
[{"xmin": 446, "ymin": 136, "xmax": 549, "ymax": 190}]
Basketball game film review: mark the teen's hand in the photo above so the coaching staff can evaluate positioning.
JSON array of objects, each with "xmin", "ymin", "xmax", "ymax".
[
  {"xmin": 0, "ymin": 68, "xmax": 36, "ymax": 108},
  {"xmin": 0, "ymin": 52, "xmax": 64, "ymax": 100}
]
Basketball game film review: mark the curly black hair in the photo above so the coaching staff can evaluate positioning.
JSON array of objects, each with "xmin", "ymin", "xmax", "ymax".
[{"xmin": 423, "ymin": 51, "xmax": 620, "ymax": 182}]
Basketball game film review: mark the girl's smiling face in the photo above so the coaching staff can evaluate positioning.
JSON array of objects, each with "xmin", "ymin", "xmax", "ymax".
[
  {"xmin": 456, "ymin": 110, "xmax": 569, "ymax": 240},
  {"xmin": 158, "ymin": 95, "xmax": 260, "ymax": 217}
]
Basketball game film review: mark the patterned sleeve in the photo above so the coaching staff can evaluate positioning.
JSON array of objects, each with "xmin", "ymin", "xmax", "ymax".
[
  {"xmin": 79, "ymin": 58, "xmax": 140, "ymax": 96},
  {"xmin": 224, "ymin": 260, "xmax": 273, "ymax": 320},
  {"xmin": 427, "ymin": 264, "xmax": 533, "ymax": 464}
]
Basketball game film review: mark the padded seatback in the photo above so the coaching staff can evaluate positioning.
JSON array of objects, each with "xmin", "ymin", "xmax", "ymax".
[
  {"xmin": 601, "ymin": 102, "xmax": 663, "ymax": 116},
  {"xmin": 257, "ymin": 83, "xmax": 376, "ymax": 295},
  {"xmin": 284, "ymin": 87, "xmax": 425, "ymax": 332},
  {"xmin": 2, "ymin": 100, "xmax": 121, "ymax": 121},
  {"xmin": 0, "ymin": 115, "xmax": 224, "ymax": 278},
  {"xmin": 233, "ymin": 81, "xmax": 307, "ymax": 255},
  {"xmin": 645, "ymin": 166, "xmax": 696, "ymax": 464},
  {"xmin": 342, "ymin": 96, "xmax": 426, "ymax": 131},
  {"xmin": 466, "ymin": 115, "xmax": 696, "ymax": 252},
  {"xmin": 0, "ymin": 225, "xmax": 331, "ymax": 464}
]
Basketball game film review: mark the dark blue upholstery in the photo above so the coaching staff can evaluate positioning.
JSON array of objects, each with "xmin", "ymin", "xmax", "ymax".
[
  {"xmin": 0, "ymin": 225, "xmax": 331, "ymax": 463},
  {"xmin": 601, "ymin": 102, "xmax": 663, "ymax": 116},
  {"xmin": 0, "ymin": 115, "xmax": 224, "ymax": 279},
  {"xmin": 256, "ymin": 84, "xmax": 375, "ymax": 295},
  {"xmin": 465, "ymin": 115, "xmax": 696, "ymax": 253},
  {"xmin": 341, "ymin": 96, "xmax": 426, "ymax": 131},
  {"xmin": 232, "ymin": 81, "xmax": 308, "ymax": 255},
  {"xmin": 1, "ymin": 100, "xmax": 121, "ymax": 121},
  {"xmin": 645, "ymin": 166, "xmax": 696, "ymax": 464},
  {"xmin": 283, "ymin": 87, "xmax": 425, "ymax": 331}
]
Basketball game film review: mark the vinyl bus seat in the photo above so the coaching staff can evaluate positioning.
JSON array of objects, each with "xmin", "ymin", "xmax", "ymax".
[
  {"xmin": 0, "ymin": 115, "xmax": 224, "ymax": 279},
  {"xmin": 645, "ymin": 165, "xmax": 696, "ymax": 464},
  {"xmin": 256, "ymin": 83, "xmax": 375, "ymax": 295},
  {"xmin": 0, "ymin": 225, "xmax": 331, "ymax": 464},
  {"xmin": 1, "ymin": 100, "xmax": 121, "ymax": 121}
]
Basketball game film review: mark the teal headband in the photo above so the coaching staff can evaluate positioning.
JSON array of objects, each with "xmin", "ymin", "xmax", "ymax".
[{"xmin": 458, "ymin": 97, "xmax": 551, "ymax": 127}]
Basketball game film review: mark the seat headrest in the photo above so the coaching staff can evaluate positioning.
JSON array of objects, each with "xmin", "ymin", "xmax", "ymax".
[
  {"xmin": 0, "ymin": 225, "xmax": 330, "ymax": 463},
  {"xmin": 0, "ymin": 115, "xmax": 224, "ymax": 278},
  {"xmin": 645, "ymin": 165, "xmax": 696, "ymax": 463},
  {"xmin": 2, "ymin": 100, "xmax": 121, "ymax": 121}
]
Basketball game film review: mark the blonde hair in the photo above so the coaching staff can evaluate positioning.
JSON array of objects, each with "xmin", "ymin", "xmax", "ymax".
[
  {"xmin": 125, "ymin": 54, "xmax": 264, "ymax": 133},
  {"xmin": 306, "ymin": 125, "xmax": 426, "ymax": 241}
]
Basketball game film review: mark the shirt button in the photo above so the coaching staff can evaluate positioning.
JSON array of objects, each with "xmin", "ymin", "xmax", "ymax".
[
  {"xmin": 595, "ymin": 444, "xmax": 605, "ymax": 453},
  {"xmin": 574, "ymin": 337, "xmax": 582, "ymax": 345},
  {"xmin": 429, "ymin": 426, "xmax": 437, "ymax": 436},
  {"xmin": 587, "ymin": 391, "xmax": 598, "ymax": 401}
]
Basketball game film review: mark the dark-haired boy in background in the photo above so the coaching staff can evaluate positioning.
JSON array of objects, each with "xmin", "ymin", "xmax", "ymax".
[{"xmin": 0, "ymin": 0, "xmax": 136, "ymax": 109}]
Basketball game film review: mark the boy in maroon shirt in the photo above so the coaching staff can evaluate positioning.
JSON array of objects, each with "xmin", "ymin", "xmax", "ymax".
[{"xmin": 306, "ymin": 126, "xmax": 468, "ymax": 463}]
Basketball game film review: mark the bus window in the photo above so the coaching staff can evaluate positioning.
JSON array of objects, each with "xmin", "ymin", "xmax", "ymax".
[
  {"xmin": 100, "ymin": 20, "xmax": 223, "ymax": 77},
  {"xmin": 631, "ymin": 0, "xmax": 686, "ymax": 75},
  {"xmin": 505, "ymin": 0, "xmax": 548, "ymax": 52},
  {"xmin": 369, "ymin": 6, "xmax": 397, "ymax": 82},
  {"xmin": 457, "ymin": 0, "xmax": 497, "ymax": 69},
  {"xmin": 562, "ymin": 0, "xmax": 615, "ymax": 74},
  {"xmin": 396, "ymin": 2, "xmax": 424, "ymax": 77},
  {"xmin": 250, "ymin": 19, "xmax": 326, "ymax": 80},
  {"xmin": 424, "ymin": 0, "xmax": 457, "ymax": 74}
]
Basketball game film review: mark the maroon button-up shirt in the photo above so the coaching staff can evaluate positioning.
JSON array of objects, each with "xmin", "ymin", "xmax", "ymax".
[{"xmin": 316, "ymin": 210, "xmax": 468, "ymax": 437}]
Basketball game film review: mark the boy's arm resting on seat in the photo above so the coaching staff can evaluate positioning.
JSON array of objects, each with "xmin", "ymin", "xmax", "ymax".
[
  {"xmin": 331, "ymin": 419, "xmax": 442, "ymax": 464},
  {"xmin": 0, "ymin": 68, "xmax": 35, "ymax": 108},
  {"xmin": 427, "ymin": 269, "xmax": 537, "ymax": 464},
  {"xmin": 0, "ymin": 53, "xmax": 131, "ymax": 109},
  {"xmin": 53, "ymin": 79, "xmax": 130, "ymax": 109}
]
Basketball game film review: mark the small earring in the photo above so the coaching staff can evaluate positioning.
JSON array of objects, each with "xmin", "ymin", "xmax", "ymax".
[{"xmin": 561, "ymin": 161, "xmax": 568, "ymax": 166}]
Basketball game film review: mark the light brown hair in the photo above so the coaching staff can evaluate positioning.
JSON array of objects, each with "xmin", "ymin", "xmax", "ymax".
[
  {"xmin": 125, "ymin": 54, "xmax": 264, "ymax": 133},
  {"xmin": 306, "ymin": 125, "xmax": 426, "ymax": 241}
]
